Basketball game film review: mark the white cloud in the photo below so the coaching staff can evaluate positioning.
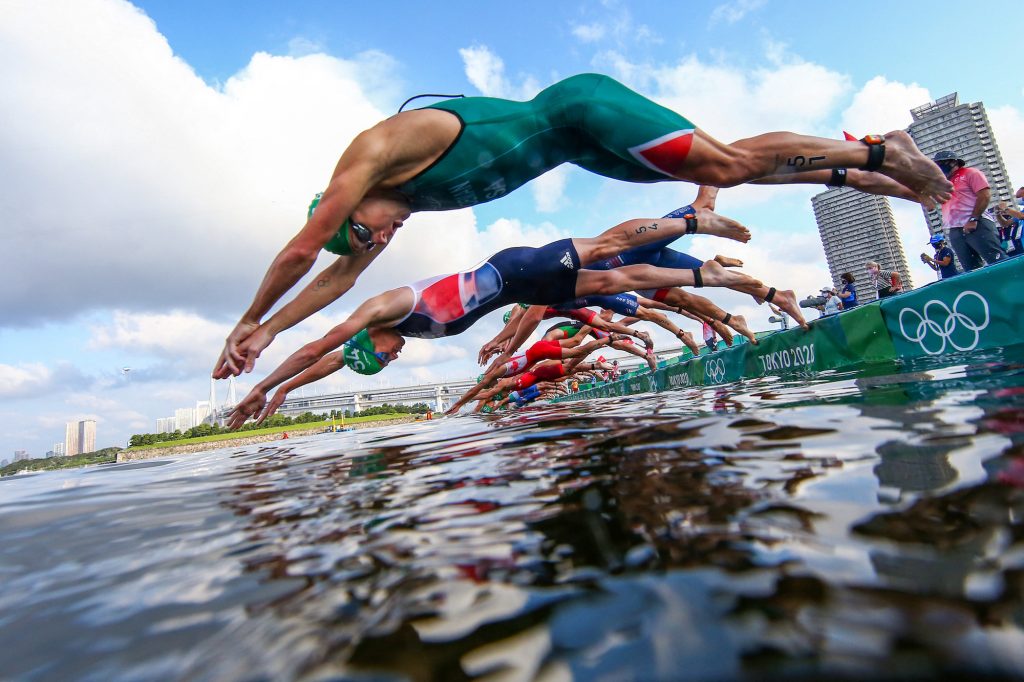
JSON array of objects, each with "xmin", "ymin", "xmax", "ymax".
[
  {"xmin": 531, "ymin": 167, "xmax": 570, "ymax": 213},
  {"xmin": 568, "ymin": 5, "xmax": 660, "ymax": 48},
  {"xmin": 572, "ymin": 23, "xmax": 607, "ymax": 43},
  {"xmin": 990, "ymin": 105, "xmax": 1024, "ymax": 193},
  {"xmin": 0, "ymin": 363, "xmax": 54, "ymax": 400},
  {"xmin": 88, "ymin": 310, "xmax": 232, "ymax": 373},
  {"xmin": 0, "ymin": 0, "xmax": 398, "ymax": 326},
  {"xmin": 595, "ymin": 48, "xmax": 852, "ymax": 141},
  {"xmin": 840, "ymin": 76, "xmax": 931, "ymax": 137},
  {"xmin": 709, "ymin": 0, "xmax": 767, "ymax": 26},
  {"xmin": 458, "ymin": 45, "xmax": 540, "ymax": 99}
]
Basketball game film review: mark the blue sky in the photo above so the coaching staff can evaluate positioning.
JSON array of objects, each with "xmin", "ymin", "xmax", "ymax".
[{"xmin": 2, "ymin": 0, "xmax": 1022, "ymax": 458}]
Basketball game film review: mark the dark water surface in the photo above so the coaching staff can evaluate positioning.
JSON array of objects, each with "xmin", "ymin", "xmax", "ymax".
[{"xmin": 4, "ymin": 348, "xmax": 1024, "ymax": 681}]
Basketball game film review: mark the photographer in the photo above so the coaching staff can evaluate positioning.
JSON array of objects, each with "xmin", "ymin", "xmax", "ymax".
[{"xmin": 921, "ymin": 234, "xmax": 959, "ymax": 279}]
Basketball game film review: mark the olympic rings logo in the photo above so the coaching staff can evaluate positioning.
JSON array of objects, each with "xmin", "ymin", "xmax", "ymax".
[
  {"xmin": 897, "ymin": 290, "xmax": 990, "ymax": 356},
  {"xmin": 704, "ymin": 358, "xmax": 726, "ymax": 384}
]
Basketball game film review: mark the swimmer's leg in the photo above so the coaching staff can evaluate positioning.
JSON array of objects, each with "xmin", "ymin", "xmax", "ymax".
[
  {"xmin": 573, "ymin": 211, "xmax": 750, "ymax": 267},
  {"xmin": 546, "ymin": 75, "xmax": 949, "ymax": 207},
  {"xmin": 682, "ymin": 129, "xmax": 951, "ymax": 209},
  {"xmin": 575, "ymin": 261, "xmax": 761, "ymax": 297}
]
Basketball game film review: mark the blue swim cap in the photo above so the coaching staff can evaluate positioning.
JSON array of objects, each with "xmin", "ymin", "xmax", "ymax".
[{"xmin": 929, "ymin": 234, "xmax": 945, "ymax": 245}]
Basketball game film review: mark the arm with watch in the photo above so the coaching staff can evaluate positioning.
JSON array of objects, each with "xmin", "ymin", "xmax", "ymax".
[{"xmin": 963, "ymin": 188, "xmax": 992, "ymax": 233}]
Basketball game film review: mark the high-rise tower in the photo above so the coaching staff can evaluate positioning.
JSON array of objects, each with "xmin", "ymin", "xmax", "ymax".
[{"xmin": 811, "ymin": 188, "xmax": 913, "ymax": 303}]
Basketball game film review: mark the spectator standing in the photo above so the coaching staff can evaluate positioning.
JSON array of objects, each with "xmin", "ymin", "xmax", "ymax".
[
  {"xmin": 933, "ymin": 150, "xmax": 1005, "ymax": 271},
  {"xmin": 995, "ymin": 199, "xmax": 1023, "ymax": 257},
  {"xmin": 822, "ymin": 288, "xmax": 843, "ymax": 316},
  {"xmin": 702, "ymin": 320, "xmax": 718, "ymax": 353},
  {"xmin": 837, "ymin": 272, "xmax": 858, "ymax": 309},
  {"xmin": 866, "ymin": 261, "xmax": 904, "ymax": 299},
  {"xmin": 921, "ymin": 234, "xmax": 959, "ymax": 279}
]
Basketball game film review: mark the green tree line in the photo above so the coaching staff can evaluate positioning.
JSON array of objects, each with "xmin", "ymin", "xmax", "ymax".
[
  {"xmin": 128, "ymin": 403, "xmax": 430, "ymax": 447},
  {"xmin": 1, "ymin": 447, "xmax": 122, "ymax": 477}
]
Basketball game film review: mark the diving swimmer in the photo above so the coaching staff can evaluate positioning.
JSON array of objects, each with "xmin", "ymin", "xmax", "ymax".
[
  {"xmin": 227, "ymin": 213, "xmax": 769, "ymax": 428},
  {"xmin": 215, "ymin": 72, "xmax": 952, "ymax": 380}
]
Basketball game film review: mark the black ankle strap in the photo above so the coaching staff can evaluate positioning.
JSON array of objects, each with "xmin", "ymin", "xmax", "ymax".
[
  {"xmin": 859, "ymin": 135, "xmax": 885, "ymax": 172},
  {"xmin": 764, "ymin": 287, "xmax": 776, "ymax": 302},
  {"xmin": 692, "ymin": 268, "xmax": 704, "ymax": 288},
  {"xmin": 685, "ymin": 214, "xmax": 698, "ymax": 234},
  {"xmin": 827, "ymin": 168, "xmax": 847, "ymax": 187},
  {"xmin": 722, "ymin": 313, "xmax": 732, "ymax": 324}
]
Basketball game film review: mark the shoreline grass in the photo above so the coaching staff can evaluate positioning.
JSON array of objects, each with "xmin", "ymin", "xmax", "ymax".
[{"xmin": 123, "ymin": 413, "xmax": 413, "ymax": 451}]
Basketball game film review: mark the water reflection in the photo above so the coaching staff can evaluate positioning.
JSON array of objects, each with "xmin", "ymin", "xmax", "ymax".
[{"xmin": 2, "ymin": 348, "xmax": 1024, "ymax": 680}]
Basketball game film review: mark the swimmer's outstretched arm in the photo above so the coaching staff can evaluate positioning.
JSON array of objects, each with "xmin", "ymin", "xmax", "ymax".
[
  {"xmin": 447, "ymin": 368, "xmax": 508, "ymax": 415},
  {"xmin": 227, "ymin": 288, "xmax": 412, "ymax": 428},
  {"xmin": 486, "ymin": 305, "xmax": 548, "ymax": 372},
  {"xmin": 478, "ymin": 306, "xmax": 525, "ymax": 365},
  {"xmin": 256, "ymin": 351, "xmax": 347, "ymax": 425},
  {"xmin": 750, "ymin": 169, "xmax": 925, "ymax": 207},
  {"xmin": 215, "ymin": 144, "xmax": 388, "ymax": 379},
  {"xmin": 216, "ymin": 250, "xmax": 382, "ymax": 378}
]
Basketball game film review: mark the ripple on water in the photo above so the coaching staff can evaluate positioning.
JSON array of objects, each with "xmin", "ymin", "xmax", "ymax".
[{"xmin": 3, "ymin": 349, "xmax": 1024, "ymax": 680}]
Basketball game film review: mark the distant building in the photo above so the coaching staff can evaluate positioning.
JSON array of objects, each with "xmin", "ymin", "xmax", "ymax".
[
  {"xmin": 14, "ymin": 450, "xmax": 29, "ymax": 461},
  {"xmin": 811, "ymin": 188, "xmax": 913, "ymax": 303},
  {"xmin": 78, "ymin": 420, "xmax": 96, "ymax": 455},
  {"xmin": 65, "ymin": 419, "xmax": 97, "ymax": 455},
  {"xmin": 65, "ymin": 421, "xmax": 80, "ymax": 456},
  {"xmin": 174, "ymin": 407, "xmax": 196, "ymax": 432},
  {"xmin": 53, "ymin": 442, "xmax": 65, "ymax": 456},
  {"xmin": 155, "ymin": 417, "xmax": 177, "ymax": 433},
  {"xmin": 907, "ymin": 93, "xmax": 1015, "ymax": 236}
]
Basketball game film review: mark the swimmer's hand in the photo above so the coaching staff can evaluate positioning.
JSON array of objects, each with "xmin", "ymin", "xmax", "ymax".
[
  {"xmin": 478, "ymin": 341, "xmax": 503, "ymax": 365},
  {"xmin": 227, "ymin": 388, "xmax": 267, "ymax": 430},
  {"xmin": 485, "ymin": 351, "xmax": 512, "ymax": 376},
  {"xmin": 235, "ymin": 326, "xmax": 277, "ymax": 375},
  {"xmin": 214, "ymin": 320, "xmax": 261, "ymax": 379},
  {"xmin": 261, "ymin": 388, "xmax": 289, "ymax": 423}
]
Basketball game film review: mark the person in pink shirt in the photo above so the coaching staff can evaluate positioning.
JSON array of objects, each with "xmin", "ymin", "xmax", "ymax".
[{"xmin": 934, "ymin": 150, "xmax": 1006, "ymax": 271}]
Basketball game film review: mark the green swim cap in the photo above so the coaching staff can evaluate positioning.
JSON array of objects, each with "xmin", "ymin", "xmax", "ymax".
[
  {"xmin": 341, "ymin": 329, "xmax": 385, "ymax": 375},
  {"xmin": 308, "ymin": 192, "xmax": 354, "ymax": 256}
]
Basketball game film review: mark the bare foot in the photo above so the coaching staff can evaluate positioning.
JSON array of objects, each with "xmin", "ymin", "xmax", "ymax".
[
  {"xmin": 766, "ymin": 289, "xmax": 809, "ymax": 330},
  {"xmin": 878, "ymin": 130, "xmax": 953, "ymax": 207},
  {"xmin": 693, "ymin": 207, "xmax": 751, "ymax": 243},
  {"xmin": 711, "ymin": 320, "xmax": 735, "ymax": 346},
  {"xmin": 692, "ymin": 185, "xmax": 719, "ymax": 211},
  {"xmin": 698, "ymin": 259, "xmax": 763, "ymax": 289},
  {"xmin": 677, "ymin": 330, "xmax": 701, "ymax": 355},
  {"xmin": 637, "ymin": 330, "xmax": 654, "ymax": 350},
  {"xmin": 724, "ymin": 314, "xmax": 757, "ymax": 345},
  {"xmin": 714, "ymin": 254, "xmax": 743, "ymax": 268},
  {"xmin": 845, "ymin": 169, "xmax": 935, "ymax": 210},
  {"xmin": 645, "ymin": 349, "xmax": 658, "ymax": 372}
]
